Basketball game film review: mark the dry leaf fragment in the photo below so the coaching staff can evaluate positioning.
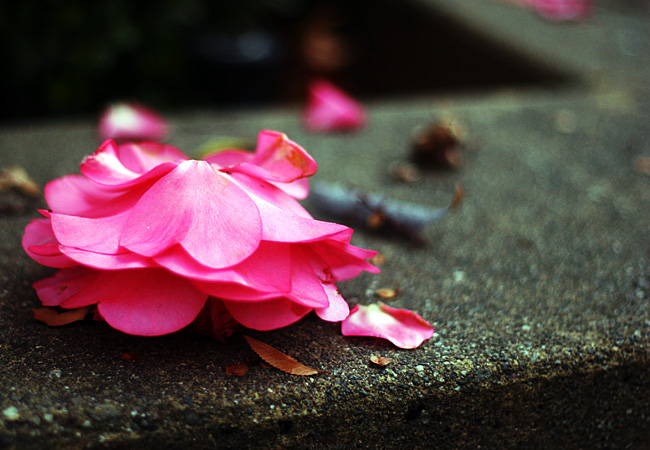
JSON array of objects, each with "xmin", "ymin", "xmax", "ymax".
[
  {"xmin": 244, "ymin": 335, "xmax": 321, "ymax": 376},
  {"xmin": 370, "ymin": 253, "xmax": 386, "ymax": 266},
  {"xmin": 33, "ymin": 306, "xmax": 92, "ymax": 326},
  {"xmin": 375, "ymin": 288, "xmax": 399, "ymax": 299},
  {"xmin": 225, "ymin": 363, "xmax": 249, "ymax": 377},
  {"xmin": 121, "ymin": 352, "xmax": 140, "ymax": 363},
  {"xmin": 0, "ymin": 166, "xmax": 40, "ymax": 197},
  {"xmin": 370, "ymin": 355, "xmax": 392, "ymax": 366}
]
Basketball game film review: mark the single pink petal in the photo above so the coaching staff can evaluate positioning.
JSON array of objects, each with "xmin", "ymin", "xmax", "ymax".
[
  {"xmin": 23, "ymin": 219, "xmax": 77, "ymax": 268},
  {"xmin": 45, "ymin": 175, "xmax": 136, "ymax": 217},
  {"xmin": 222, "ymin": 130, "xmax": 317, "ymax": 183},
  {"xmin": 116, "ymin": 142, "xmax": 188, "ymax": 173},
  {"xmin": 533, "ymin": 0, "xmax": 591, "ymax": 21},
  {"xmin": 269, "ymin": 178, "xmax": 310, "ymax": 200},
  {"xmin": 222, "ymin": 297, "xmax": 311, "ymax": 331},
  {"xmin": 341, "ymin": 302, "xmax": 434, "ymax": 349},
  {"xmin": 33, "ymin": 266, "xmax": 100, "ymax": 307},
  {"xmin": 162, "ymin": 241, "xmax": 291, "ymax": 290},
  {"xmin": 203, "ymin": 149, "xmax": 253, "ymax": 168},
  {"xmin": 230, "ymin": 172, "xmax": 312, "ymax": 218},
  {"xmin": 314, "ymin": 283, "xmax": 349, "ymax": 322},
  {"xmin": 80, "ymin": 140, "xmax": 180, "ymax": 191},
  {"xmin": 98, "ymin": 102, "xmax": 169, "ymax": 141},
  {"xmin": 59, "ymin": 246, "xmax": 154, "ymax": 270},
  {"xmin": 308, "ymin": 239, "xmax": 380, "ymax": 281},
  {"xmin": 304, "ymin": 79, "xmax": 366, "ymax": 132},
  {"xmin": 121, "ymin": 160, "xmax": 262, "ymax": 268},
  {"xmin": 51, "ymin": 210, "xmax": 130, "ymax": 254},
  {"xmin": 63, "ymin": 268, "xmax": 208, "ymax": 336}
]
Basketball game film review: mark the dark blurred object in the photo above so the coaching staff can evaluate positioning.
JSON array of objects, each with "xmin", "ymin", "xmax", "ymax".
[{"xmin": 410, "ymin": 119, "xmax": 467, "ymax": 170}]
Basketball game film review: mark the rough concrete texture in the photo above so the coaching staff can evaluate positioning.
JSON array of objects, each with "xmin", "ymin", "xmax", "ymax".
[{"xmin": 1, "ymin": 1, "xmax": 649, "ymax": 449}]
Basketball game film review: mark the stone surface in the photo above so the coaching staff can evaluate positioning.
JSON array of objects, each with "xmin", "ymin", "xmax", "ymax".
[{"xmin": 1, "ymin": 1, "xmax": 649, "ymax": 449}]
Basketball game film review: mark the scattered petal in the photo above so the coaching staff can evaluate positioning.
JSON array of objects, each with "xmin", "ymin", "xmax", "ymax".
[
  {"xmin": 304, "ymin": 79, "xmax": 366, "ymax": 132},
  {"xmin": 341, "ymin": 302, "xmax": 434, "ymax": 349},
  {"xmin": 33, "ymin": 306, "xmax": 93, "ymax": 326},
  {"xmin": 370, "ymin": 355, "xmax": 392, "ymax": 366},
  {"xmin": 244, "ymin": 335, "xmax": 321, "ymax": 376},
  {"xmin": 225, "ymin": 363, "xmax": 249, "ymax": 377},
  {"xmin": 98, "ymin": 102, "xmax": 169, "ymax": 141}
]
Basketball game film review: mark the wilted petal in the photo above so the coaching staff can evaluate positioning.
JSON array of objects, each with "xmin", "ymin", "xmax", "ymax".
[
  {"xmin": 33, "ymin": 266, "xmax": 100, "ymax": 307},
  {"xmin": 341, "ymin": 302, "xmax": 434, "ymax": 349},
  {"xmin": 223, "ymin": 130, "xmax": 317, "ymax": 183},
  {"xmin": 304, "ymin": 79, "xmax": 366, "ymax": 132},
  {"xmin": 121, "ymin": 161, "xmax": 262, "ymax": 268},
  {"xmin": 223, "ymin": 297, "xmax": 311, "ymax": 331},
  {"xmin": 23, "ymin": 219, "xmax": 77, "ymax": 268},
  {"xmin": 309, "ymin": 239, "xmax": 380, "ymax": 281},
  {"xmin": 64, "ymin": 268, "xmax": 208, "ymax": 336},
  {"xmin": 98, "ymin": 102, "xmax": 169, "ymax": 141}
]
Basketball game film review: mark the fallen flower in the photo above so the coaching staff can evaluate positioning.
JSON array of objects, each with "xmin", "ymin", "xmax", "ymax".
[
  {"xmin": 244, "ymin": 335, "xmax": 321, "ymax": 376},
  {"xmin": 303, "ymin": 78, "xmax": 366, "ymax": 132},
  {"xmin": 502, "ymin": 0, "xmax": 592, "ymax": 21},
  {"xmin": 341, "ymin": 302, "xmax": 434, "ymax": 349},
  {"xmin": 98, "ymin": 102, "xmax": 169, "ymax": 142},
  {"xmin": 23, "ymin": 130, "xmax": 379, "ymax": 338}
]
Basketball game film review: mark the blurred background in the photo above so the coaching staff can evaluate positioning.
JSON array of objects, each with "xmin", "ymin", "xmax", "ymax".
[{"xmin": 0, "ymin": 0, "xmax": 593, "ymax": 123}]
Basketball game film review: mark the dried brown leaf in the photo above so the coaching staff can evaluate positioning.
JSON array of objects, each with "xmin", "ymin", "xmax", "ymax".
[
  {"xmin": 370, "ymin": 253, "xmax": 386, "ymax": 266},
  {"xmin": 225, "ymin": 363, "xmax": 249, "ymax": 377},
  {"xmin": 121, "ymin": 352, "xmax": 140, "ymax": 363},
  {"xmin": 32, "ymin": 306, "xmax": 92, "ymax": 326},
  {"xmin": 370, "ymin": 355, "xmax": 392, "ymax": 366},
  {"xmin": 375, "ymin": 288, "xmax": 399, "ymax": 299},
  {"xmin": 244, "ymin": 335, "xmax": 321, "ymax": 376}
]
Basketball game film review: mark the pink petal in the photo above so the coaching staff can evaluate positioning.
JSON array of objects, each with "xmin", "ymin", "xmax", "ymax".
[
  {"xmin": 269, "ymin": 178, "xmax": 310, "ymax": 200},
  {"xmin": 222, "ymin": 297, "xmax": 311, "ymax": 331},
  {"xmin": 80, "ymin": 140, "xmax": 180, "ymax": 190},
  {"xmin": 98, "ymin": 102, "xmax": 169, "ymax": 141},
  {"xmin": 341, "ymin": 302, "xmax": 434, "ymax": 349},
  {"xmin": 23, "ymin": 219, "xmax": 77, "ymax": 268},
  {"xmin": 203, "ymin": 149, "xmax": 253, "ymax": 168},
  {"xmin": 45, "ymin": 175, "xmax": 136, "ymax": 217},
  {"xmin": 304, "ymin": 79, "xmax": 366, "ymax": 132},
  {"xmin": 164, "ymin": 241, "xmax": 291, "ymax": 290},
  {"xmin": 533, "ymin": 0, "xmax": 591, "ymax": 21},
  {"xmin": 65, "ymin": 268, "xmax": 208, "ymax": 336},
  {"xmin": 309, "ymin": 239, "xmax": 380, "ymax": 281},
  {"xmin": 115, "ymin": 142, "xmax": 188, "ymax": 173},
  {"xmin": 59, "ymin": 246, "xmax": 154, "ymax": 270},
  {"xmin": 314, "ymin": 282, "xmax": 350, "ymax": 322},
  {"xmin": 230, "ymin": 172, "xmax": 312, "ymax": 218},
  {"xmin": 222, "ymin": 130, "xmax": 317, "ymax": 183},
  {"xmin": 120, "ymin": 160, "xmax": 262, "ymax": 268},
  {"xmin": 51, "ymin": 210, "xmax": 130, "ymax": 254},
  {"xmin": 33, "ymin": 266, "xmax": 100, "ymax": 307}
]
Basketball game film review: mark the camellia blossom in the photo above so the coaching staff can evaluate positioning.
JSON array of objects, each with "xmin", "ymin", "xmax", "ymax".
[
  {"xmin": 98, "ymin": 102, "xmax": 169, "ymax": 142},
  {"xmin": 23, "ymin": 130, "xmax": 380, "ymax": 338},
  {"xmin": 303, "ymin": 78, "xmax": 366, "ymax": 132},
  {"xmin": 341, "ymin": 302, "xmax": 434, "ymax": 349}
]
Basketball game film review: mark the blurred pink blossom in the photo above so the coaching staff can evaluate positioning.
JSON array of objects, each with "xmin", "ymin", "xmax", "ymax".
[
  {"xmin": 341, "ymin": 302, "xmax": 434, "ymax": 349},
  {"xmin": 505, "ymin": 0, "xmax": 592, "ymax": 21},
  {"xmin": 304, "ymin": 79, "xmax": 366, "ymax": 132},
  {"xmin": 23, "ymin": 130, "xmax": 378, "ymax": 338},
  {"xmin": 98, "ymin": 102, "xmax": 169, "ymax": 142}
]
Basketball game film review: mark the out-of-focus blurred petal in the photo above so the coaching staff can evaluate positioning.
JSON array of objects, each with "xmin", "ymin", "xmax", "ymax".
[{"xmin": 304, "ymin": 79, "xmax": 366, "ymax": 132}]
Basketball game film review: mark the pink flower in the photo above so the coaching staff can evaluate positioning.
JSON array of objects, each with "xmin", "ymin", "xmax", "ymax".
[
  {"xmin": 98, "ymin": 102, "xmax": 169, "ymax": 142},
  {"xmin": 341, "ymin": 302, "xmax": 434, "ymax": 349},
  {"xmin": 303, "ymin": 79, "xmax": 366, "ymax": 132},
  {"xmin": 23, "ymin": 130, "xmax": 379, "ymax": 337}
]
